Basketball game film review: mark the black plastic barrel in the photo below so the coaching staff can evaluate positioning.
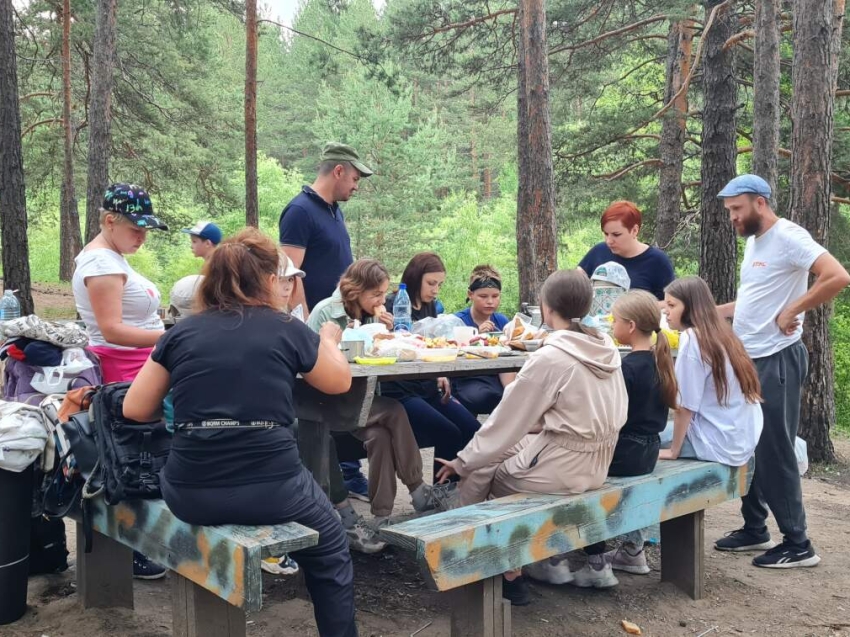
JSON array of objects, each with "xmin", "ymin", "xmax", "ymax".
[{"xmin": 0, "ymin": 463, "xmax": 33, "ymax": 625}]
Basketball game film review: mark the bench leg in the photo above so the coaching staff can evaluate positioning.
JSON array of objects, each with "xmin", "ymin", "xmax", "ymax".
[
  {"xmin": 660, "ymin": 510, "xmax": 705, "ymax": 600},
  {"xmin": 76, "ymin": 522, "xmax": 134, "ymax": 609},
  {"xmin": 172, "ymin": 573, "xmax": 246, "ymax": 637},
  {"xmin": 449, "ymin": 575, "xmax": 511, "ymax": 637}
]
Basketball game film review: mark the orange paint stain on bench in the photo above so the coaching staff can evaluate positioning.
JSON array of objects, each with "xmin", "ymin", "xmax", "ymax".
[
  {"xmin": 114, "ymin": 506, "xmax": 136, "ymax": 529},
  {"xmin": 529, "ymin": 519, "xmax": 557, "ymax": 562},
  {"xmin": 600, "ymin": 491, "xmax": 621, "ymax": 514},
  {"xmin": 226, "ymin": 548, "xmax": 246, "ymax": 607}
]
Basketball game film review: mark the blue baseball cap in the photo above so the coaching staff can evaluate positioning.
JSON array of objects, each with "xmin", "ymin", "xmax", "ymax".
[
  {"xmin": 181, "ymin": 221, "xmax": 222, "ymax": 245},
  {"xmin": 717, "ymin": 174, "xmax": 772, "ymax": 199}
]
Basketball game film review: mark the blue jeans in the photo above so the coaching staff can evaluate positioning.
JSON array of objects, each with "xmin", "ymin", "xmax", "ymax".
[{"xmin": 392, "ymin": 395, "xmax": 480, "ymax": 476}]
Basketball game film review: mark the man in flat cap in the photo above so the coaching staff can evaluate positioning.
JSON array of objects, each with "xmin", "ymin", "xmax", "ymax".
[{"xmin": 279, "ymin": 142, "xmax": 373, "ymax": 314}]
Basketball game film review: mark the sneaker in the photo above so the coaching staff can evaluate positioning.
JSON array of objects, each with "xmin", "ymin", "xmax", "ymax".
[
  {"xmin": 524, "ymin": 555, "xmax": 574, "ymax": 584},
  {"xmin": 502, "ymin": 575, "xmax": 532, "ymax": 606},
  {"xmin": 346, "ymin": 518, "xmax": 387, "ymax": 554},
  {"xmin": 604, "ymin": 546, "xmax": 650, "ymax": 575},
  {"xmin": 410, "ymin": 483, "xmax": 436, "ymax": 513},
  {"xmin": 343, "ymin": 471, "xmax": 370, "ymax": 503},
  {"xmin": 133, "ymin": 551, "xmax": 167, "ymax": 580},
  {"xmin": 714, "ymin": 527, "xmax": 777, "ymax": 552},
  {"xmin": 429, "ymin": 482, "xmax": 461, "ymax": 512},
  {"xmin": 570, "ymin": 555, "xmax": 618, "ymax": 589},
  {"xmin": 752, "ymin": 541, "xmax": 821, "ymax": 569},
  {"xmin": 260, "ymin": 554, "xmax": 300, "ymax": 575}
]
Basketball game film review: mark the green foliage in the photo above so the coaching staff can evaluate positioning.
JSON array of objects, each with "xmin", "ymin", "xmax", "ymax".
[{"xmin": 832, "ymin": 292, "xmax": 850, "ymax": 433}]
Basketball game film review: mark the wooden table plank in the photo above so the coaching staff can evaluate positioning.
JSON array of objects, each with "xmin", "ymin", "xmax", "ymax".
[
  {"xmin": 347, "ymin": 355, "xmax": 529, "ymax": 381},
  {"xmin": 380, "ymin": 459, "xmax": 753, "ymax": 591}
]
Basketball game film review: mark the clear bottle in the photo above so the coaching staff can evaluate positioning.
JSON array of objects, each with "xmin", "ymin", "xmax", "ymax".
[
  {"xmin": 0, "ymin": 290, "xmax": 21, "ymax": 321},
  {"xmin": 392, "ymin": 283, "xmax": 412, "ymax": 332}
]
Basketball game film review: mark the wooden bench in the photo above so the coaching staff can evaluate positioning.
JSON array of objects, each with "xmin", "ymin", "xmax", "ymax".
[
  {"xmin": 381, "ymin": 458, "xmax": 754, "ymax": 637},
  {"xmin": 71, "ymin": 496, "xmax": 318, "ymax": 637}
]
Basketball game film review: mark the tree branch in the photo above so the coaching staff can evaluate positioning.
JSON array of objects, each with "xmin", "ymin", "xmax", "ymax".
[
  {"xmin": 417, "ymin": 9, "xmax": 517, "ymax": 38},
  {"xmin": 593, "ymin": 158, "xmax": 663, "ymax": 180},
  {"xmin": 21, "ymin": 118, "xmax": 62, "ymax": 137},
  {"xmin": 549, "ymin": 14, "xmax": 668, "ymax": 56}
]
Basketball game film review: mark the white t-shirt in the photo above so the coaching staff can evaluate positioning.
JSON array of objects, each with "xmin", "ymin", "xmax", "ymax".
[
  {"xmin": 734, "ymin": 218, "xmax": 826, "ymax": 359},
  {"xmin": 675, "ymin": 329, "xmax": 763, "ymax": 467},
  {"xmin": 72, "ymin": 248, "xmax": 163, "ymax": 347}
]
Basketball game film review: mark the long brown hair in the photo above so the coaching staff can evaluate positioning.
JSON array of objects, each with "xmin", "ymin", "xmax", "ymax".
[
  {"xmin": 339, "ymin": 259, "xmax": 390, "ymax": 320},
  {"xmin": 665, "ymin": 277, "xmax": 761, "ymax": 404},
  {"xmin": 197, "ymin": 228, "xmax": 282, "ymax": 313},
  {"xmin": 400, "ymin": 252, "xmax": 446, "ymax": 307},
  {"xmin": 539, "ymin": 269, "xmax": 598, "ymax": 337},
  {"xmin": 613, "ymin": 291, "xmax": 678, "ymax": 409}
]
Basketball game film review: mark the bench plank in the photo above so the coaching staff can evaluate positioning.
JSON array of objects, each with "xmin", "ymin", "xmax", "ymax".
[
  {"xmin": 79, "ymin": 497, "xmax": 319, "ymax": 612},
  {"xmin": 381, "ymin": 459, "xmax": 753, "ymax": 592}
]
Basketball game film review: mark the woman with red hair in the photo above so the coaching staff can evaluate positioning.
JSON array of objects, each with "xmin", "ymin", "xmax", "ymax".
[{"xmin": 577, "ymin": 201, "xmax": 675, "ymax": 300}]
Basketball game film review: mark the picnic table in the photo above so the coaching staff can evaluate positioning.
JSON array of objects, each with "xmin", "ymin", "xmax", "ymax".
[{"xmin": 293, "ymin": 354, "xmax": 529, "ymax": 491}]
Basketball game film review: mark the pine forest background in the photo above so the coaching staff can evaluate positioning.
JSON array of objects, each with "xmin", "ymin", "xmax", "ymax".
[{"xmin": 4, "ymin": 0, "xmax": 850, "ymax": 437}]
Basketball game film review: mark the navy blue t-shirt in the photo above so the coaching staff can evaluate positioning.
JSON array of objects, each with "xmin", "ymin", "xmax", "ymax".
[
  {"xmin": 578, "ymin": 243, "xmax": 675, "ymax": 300},
  {"xmin": 153, "ymin": 307, "xmax": 320, "ymax": 489},
  {"xmin": 455, "ymin": 307, "xmax": 510, "ymax": 331},
  {"xmin": 279, "ymin": 186, "xmax": 354, "ymax": 310}
]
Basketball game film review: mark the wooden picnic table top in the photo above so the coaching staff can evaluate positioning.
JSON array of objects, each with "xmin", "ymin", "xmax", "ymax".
[{"xmin": 348, "ymin": 354, "xmax": 530, "ymax": 380}]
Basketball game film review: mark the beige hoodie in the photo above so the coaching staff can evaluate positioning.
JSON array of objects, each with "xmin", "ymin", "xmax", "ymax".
[{"xmin": 456, "ymin": 329, "xmax": 628, "ymax": 483}]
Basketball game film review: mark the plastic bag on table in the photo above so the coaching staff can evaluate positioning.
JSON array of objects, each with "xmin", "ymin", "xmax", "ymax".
[
  {"xmin": 371, "ymin": 334, "xmax": 425, "ymax": 361},
  {"xmin": 411, "ymin": 315, "xmax": 465, "ymax": 339},
  {"xmin": 795, "ymin": 436, "xmax": 809, "ymax": 476}
]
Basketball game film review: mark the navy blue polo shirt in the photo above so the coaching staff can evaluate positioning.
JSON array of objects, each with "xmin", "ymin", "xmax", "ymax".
[
  {"xmin": 455, "ymin": 307, "xmax": 510, "ymax": 331},
  {"xmin": 578, "ymin": 243, "xmax": 675, "ymax": 300},
  {"xmin": 279, "ymin": 186, "xmax": 354, "ymax": 310}
]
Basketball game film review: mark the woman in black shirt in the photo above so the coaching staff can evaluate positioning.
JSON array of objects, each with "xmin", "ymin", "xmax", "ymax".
[{"xmin": 125, "ymin": 228, "xmax": 357, "ymax": 637}]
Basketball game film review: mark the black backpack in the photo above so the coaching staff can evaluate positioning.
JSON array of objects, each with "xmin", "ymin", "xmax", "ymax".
[{"xmin": 89, "ymin": 382, "xmax": 171, "ymax": 505}]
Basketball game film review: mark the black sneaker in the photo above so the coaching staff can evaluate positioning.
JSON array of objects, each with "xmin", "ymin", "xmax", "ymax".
[
  {"xmin": 752, "ymin": 541, "xmax": 821, "ymax": 569},
  {"xmin": 502, "ymin": 575, "xmax": 532, "ymax": 606},
  {"xmin": 714, "ymin": 528, "xmax": 777, "ymax": 552},
  {"xmin": 133, "ymin": 551, "xmax": 167, "ymax": 580}
]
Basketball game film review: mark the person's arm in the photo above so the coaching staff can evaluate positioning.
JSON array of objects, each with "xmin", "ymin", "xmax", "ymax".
[
  {"xmin": 498, "ymin": 372, "xmax": 517, "ymax": 388},
  {"xmin": 716, "ymin": 302, "xmax": 736, "ymax": 321},
  {"xmin": 86, "ymin": 275, "xmax": 163, "ymax": 347},
  {"xmin": 302, "ymin": 322, "xmax": 352, "ymax": 394},
  {"xmin": 776, "ymin": 252, "xmax": 850, "ymax": 334},
  {"xmin": 659, "ymin": 406, "xmax": 692, "ymax": 460},
  {"xmin": 281, "ymin": 245, "xmax": 309, "ymax": 316},
  {"xmin": 124, "ymin": 357, "xmax": 171, "ymax": 422}
]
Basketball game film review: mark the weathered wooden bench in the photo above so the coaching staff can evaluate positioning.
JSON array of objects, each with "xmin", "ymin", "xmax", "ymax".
[
  {"xmin": 381, "ymin": 458, "xmax": 754, "ymax": 637},
  {"xmin": 71, "ymin": 496, "xmax": 318, "ymax": 637}
]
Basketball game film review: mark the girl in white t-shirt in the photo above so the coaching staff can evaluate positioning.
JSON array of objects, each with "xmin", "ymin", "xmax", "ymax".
[{"xmin": 661, "ymin": 276, "xmax": 763, "ymax": 467}]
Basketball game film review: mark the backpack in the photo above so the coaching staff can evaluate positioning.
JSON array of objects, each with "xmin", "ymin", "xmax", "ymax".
[
  {"xmin": 89, "ymin": 382, "xmax": 171, "ymax": 505},
  {"xmin": 28, "ymin": 515, "xmax": 69, "ymax": 575}
]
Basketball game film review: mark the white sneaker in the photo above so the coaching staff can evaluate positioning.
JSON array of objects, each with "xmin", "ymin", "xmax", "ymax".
[
  {"xmin": 524, "ymin": 555, "xmax": 574, "ymax": 584},
  {"xmin": 604, "ymin": 546, "xmax": 651, "ymax": 575},
  {"xmin": 260, "ymin": 554, "xmax": 299, "ymax": 575},
  {"xmin": 346, "ymin": 519, "xmax": 387, "ymax": 554},
  {"xmin": 570, "ymin": 556, "xmax": 619, "ymax": 589}
]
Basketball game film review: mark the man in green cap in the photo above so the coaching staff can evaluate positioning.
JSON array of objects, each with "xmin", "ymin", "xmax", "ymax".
[
  {"xmin": 279, "ymin": 142, "xmax": 373, "ymax": 313},
  {"xmin": 279, "ymin": 142, "xmax": 376, "ymax": 509}
]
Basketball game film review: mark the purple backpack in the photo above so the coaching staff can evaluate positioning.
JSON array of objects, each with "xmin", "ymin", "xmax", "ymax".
[{"xmin": 2, "ymin": 352, "xmax": 102, "ymax": 405}]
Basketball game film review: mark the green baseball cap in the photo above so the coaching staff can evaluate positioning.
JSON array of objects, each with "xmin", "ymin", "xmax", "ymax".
[{"xmin": 321, "ymin": 142, "xmax": 373, "ymax": 177}]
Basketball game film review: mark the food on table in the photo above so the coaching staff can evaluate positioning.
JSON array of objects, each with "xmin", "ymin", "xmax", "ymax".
[{"xmin": 353, "ymin": 356, "xmax": 398, "ymax": 365}]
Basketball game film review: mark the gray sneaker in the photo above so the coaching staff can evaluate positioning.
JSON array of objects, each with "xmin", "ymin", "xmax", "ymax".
[
  {"xmin": 410, "ymin": 483, "xmax": 436, "ymax": 513},
  {"xmin": 604, "ymin": 546, "xmax": 650, "ymax": 575},
  {"xmin": 429, "ymin": 482, "xmax": 461, "ymax": 511},
  {"xmin": 346, "ymin": 518, "xmax": 387, "ymax": 554}
]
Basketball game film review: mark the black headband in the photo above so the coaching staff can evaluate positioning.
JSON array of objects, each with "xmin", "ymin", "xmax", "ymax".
[{"xmin": 469, "ymin": 277, "xmax": 502, "ymax": 292}]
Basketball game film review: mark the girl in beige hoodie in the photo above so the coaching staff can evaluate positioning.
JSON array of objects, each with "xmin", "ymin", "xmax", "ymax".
[{"xmin": 436, "ymin": 269, "xmax": 628, "ymax": 506}]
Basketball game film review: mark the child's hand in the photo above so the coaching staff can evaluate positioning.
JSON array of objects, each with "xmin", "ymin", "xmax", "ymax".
[
  {"xmin": 376, "ymin": 310, "xmax": 394, "ymax": 331},
  {"xmin": 435, "ymin": 457, "xmax": 461, "ymax": 483},
  {"xmin": 437, "ymin": 377, "xmax": 452, "ymax": 403},
  {"xmin": 658, "ymin": 448, "xmax": 678, "ymax": 461},
  {"xmin": 479, "ymin": 319, "xmax": 497, "ymax": 334}
]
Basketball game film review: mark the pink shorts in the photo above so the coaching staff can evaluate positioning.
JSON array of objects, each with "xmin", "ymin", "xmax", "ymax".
[{"xmin": 87, "ymin": 345, "xmax": 153, "ymax": 383}]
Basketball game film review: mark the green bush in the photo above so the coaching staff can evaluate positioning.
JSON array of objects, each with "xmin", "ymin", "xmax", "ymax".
[{"xmin": 832, "ymin": 292, "xmax": 850, "ymax": 433}]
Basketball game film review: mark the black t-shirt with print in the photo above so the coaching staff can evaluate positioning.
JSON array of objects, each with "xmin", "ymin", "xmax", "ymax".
[
  {"xmin": 152, "ymin": 306, "xmax": 320, "ymax": 489},
  {"xmin": 620, "ymin": 351, "xmax": 669, "ymax": 437}
]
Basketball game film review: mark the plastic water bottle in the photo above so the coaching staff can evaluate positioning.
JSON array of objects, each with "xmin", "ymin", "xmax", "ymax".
[
  {"xmin": 0, "ymin": 290, "xmax": 21, "ymax": 321},
  {"xmin": 393, "ymin": 283, "xmax": 412, "ymax": 332}
]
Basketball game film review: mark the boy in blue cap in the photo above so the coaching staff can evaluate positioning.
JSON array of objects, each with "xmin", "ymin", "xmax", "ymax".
[{"xmin": 182, "ymin": 221, "xmax": 222, "ymax": 262}]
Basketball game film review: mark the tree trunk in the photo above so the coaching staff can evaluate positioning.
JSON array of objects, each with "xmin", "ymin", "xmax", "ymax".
[
  {"xmin": 0, "ymin": 0, "xmax": 34, "ymax": 314},
  {"xmin": 752, "ymin": 0, "xmax": 781, "ymax": 193},
  {"xmin": 85, "ymin": 0, "xmax": 118, "ymax": 243},
  {"xmin": 516, "ymin": 0, "xmax": 557, "ymax": 307},
  {"xmin": 245, "ymin": 0, "xmax": 259, "ymax": 227},
  {"xmin": 698, "ymin": 0, "xmax": 738, "ymax": 304},
  {"xmin": 656, "ymin": 15, "xmax": 695, "ymax": 249},
  {"xmin": 60, "ymin": 0, "xmax": 82, "ymax": 281},
  {"xmin": 789, "ymin": 0, "xmax": 845, "ymax": 463}
]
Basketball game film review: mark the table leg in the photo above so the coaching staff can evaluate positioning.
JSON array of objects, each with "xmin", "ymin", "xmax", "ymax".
[{"xmin": 297, "ymin": 420, "xmax": 330, "ymax": 494}]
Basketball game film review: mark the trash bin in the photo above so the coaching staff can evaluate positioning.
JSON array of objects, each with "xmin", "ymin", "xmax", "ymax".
[{"xmin": 0, "ymin": 463, "xmax": 33, "ymax": 625}]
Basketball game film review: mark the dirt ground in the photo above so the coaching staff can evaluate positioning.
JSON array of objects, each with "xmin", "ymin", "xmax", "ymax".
[{"xmin": 4, "ymin": 436, "xmax": 849, "ymax": 637}]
